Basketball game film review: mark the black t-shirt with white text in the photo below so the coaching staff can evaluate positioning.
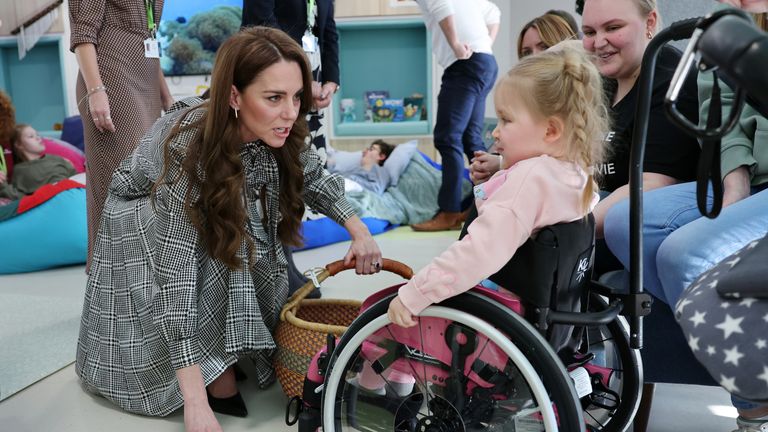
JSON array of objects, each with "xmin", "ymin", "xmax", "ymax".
[{"xmin": 598, "ymin": 45, "xmax": 700, "ymax": 192}]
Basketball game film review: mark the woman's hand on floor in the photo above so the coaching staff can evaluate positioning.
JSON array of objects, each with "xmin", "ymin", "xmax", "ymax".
[{"xmin": 184, "ymin": 401, "xmax": 223, "ymax": 432}]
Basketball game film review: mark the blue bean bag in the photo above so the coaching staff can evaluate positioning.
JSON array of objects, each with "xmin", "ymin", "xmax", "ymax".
[
  {"xmin": 298, "ymin": 217, "xmax": 392, "ymax": 251},
  {"xmin": 0, "ymin": 188, "xmax": 87, "ymax": 274}
]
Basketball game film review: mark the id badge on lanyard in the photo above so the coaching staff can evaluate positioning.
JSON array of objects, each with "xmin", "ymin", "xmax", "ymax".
[
  {"xmin": 302, "ymin": 0, "xmax": 321, "ymax": 71},
  {"xmin": 143, "ymin": 0, "xmax": 161, "ymax": 58}
]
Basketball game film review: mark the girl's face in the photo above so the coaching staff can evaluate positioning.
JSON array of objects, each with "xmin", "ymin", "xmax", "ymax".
[
  {"xmin": 15, "ymin": 126, "xmax": 44, "ymax": 157},
  {"xmin": 231, "ymin": 60, "xmax": 304, "ymax": 148},
  {"xmin": 492, "ymin": 96, "xmax": 552, "ymax": 168},
  {"xmin": 520, "ymin": 27, "xmax": 547, "ymax": 58},
  {"xmin": 581, "ymin": 0, "xmax": 656, "ymax": 80}
]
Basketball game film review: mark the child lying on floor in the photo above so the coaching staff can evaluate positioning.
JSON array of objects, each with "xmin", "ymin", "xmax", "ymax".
[{"xmin": 327, "ymin": 139, "xmax": 395, "ymax": 195}]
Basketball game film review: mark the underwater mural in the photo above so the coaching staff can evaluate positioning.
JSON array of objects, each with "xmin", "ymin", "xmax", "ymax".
[{"xmin": 159, "ymin": 0, "xmax": 242, "ymax": 76}]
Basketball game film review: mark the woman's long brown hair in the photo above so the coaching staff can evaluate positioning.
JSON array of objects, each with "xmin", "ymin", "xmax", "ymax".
[{"xmin": 157, "ymin": 26, "xmax": 313, "ymax": 270}]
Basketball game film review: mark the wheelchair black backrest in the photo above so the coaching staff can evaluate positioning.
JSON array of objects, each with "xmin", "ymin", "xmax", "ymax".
[{"xmin": 460, "ymin": 209, "xmax": 596, "ymax": 334}]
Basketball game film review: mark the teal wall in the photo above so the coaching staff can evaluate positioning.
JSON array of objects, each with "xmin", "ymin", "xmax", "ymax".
[
  {"xmin": 334, "ymin": 19, "xmax": 431, "ymax": 136},
  {"xmin": 0, "ymin": 36, "xmax": 67, "ymax": 135}
]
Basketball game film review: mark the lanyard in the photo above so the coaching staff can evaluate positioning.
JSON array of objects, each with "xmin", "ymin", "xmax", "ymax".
[
  {"xmin": 0, "ymin": 147, "xmax": 6, "ymax": 174},
  {"xmin": 144, "ymin": 0, "xmax": 156, "ymax": 36},
  {"xmin": 306, "ymin": 0, "xmax": 316, "ymax": 30}
]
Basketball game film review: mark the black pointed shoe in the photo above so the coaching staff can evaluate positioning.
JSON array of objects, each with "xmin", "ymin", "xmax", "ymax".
[
  {"xmin": 207, "ymin": 390, "xmax": 248, "ymax": 417},
  {"xmin": 233, "ymin": 364, "xmax": 248, "ymax": 382}
]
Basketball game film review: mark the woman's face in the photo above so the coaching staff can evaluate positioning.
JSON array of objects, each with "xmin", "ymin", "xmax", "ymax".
[
  {"xmin": 520, "ymin": 27, "xmax": 548, "ymax": 58},
  {"xmin": 15, "ymin": 126, "xmax": 44, "ymax": 157},
  {"xmin": 232, "ymin": 60, "xmax": 304, "ymax": 148},
  {"xmin": 581, "ymin": 0, "xmax": 656, "ymax": 80}
]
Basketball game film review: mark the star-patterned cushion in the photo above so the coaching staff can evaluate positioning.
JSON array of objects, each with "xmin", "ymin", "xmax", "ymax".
[{"xmin": 675, "ymin": 235, "xmax": 768, "ymax": 402}]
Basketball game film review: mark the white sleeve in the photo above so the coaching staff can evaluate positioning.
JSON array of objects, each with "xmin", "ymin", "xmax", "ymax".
[
  {"xmin": 418, "ymin": 0, "xmax": 454, "ymax": 23},
  {"xmin": 478, "ymin": 0, "xmax": 501, "ymax": 25}
]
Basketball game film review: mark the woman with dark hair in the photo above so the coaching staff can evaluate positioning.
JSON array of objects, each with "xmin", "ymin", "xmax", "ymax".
[{"xmin": 76, "ymin": 27, "xmax": 381, "ymax": 431}]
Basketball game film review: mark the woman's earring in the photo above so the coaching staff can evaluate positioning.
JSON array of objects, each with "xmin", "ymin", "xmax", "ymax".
[
  {"xmin": 234, "ymin": 108, "xmax": 239, "ymax": 119},
  {"xmin": 647, "ymin": 31, "xmax": 653, "ymax": 39}
]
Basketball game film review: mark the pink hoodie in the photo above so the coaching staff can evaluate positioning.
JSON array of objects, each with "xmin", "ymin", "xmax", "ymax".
[{"xmin": 398, "ymin": 155, "xmax": 599, "ymax": 315}]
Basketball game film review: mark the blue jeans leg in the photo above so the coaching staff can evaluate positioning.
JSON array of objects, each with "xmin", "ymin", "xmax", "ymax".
[
  {"xmin": 461, "ymin": 60, "xmax": 498, "ymax": 161},
  {"xmin": 656, "ymin": 186, "xmax": 768, "ymax": 305},
  {"xmin": 603, "ymin": 182, "xmax": 710, "ymax": 303},
  {"xmin": 434, "ymin": 53, "xmax": 497, "ymax": 212},
  {"xmin": 731, "ymin": 395, "xmax": 763, "ymax": 411}
]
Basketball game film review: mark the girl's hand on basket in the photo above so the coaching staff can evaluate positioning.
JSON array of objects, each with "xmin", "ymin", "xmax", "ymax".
[
  {"xmin": 343, "ymin": 216, "xmax": 383, "ymax": 275},
  {"xmin": 388, "ymin": 296, "xmax": 418, "ymax": 328}
]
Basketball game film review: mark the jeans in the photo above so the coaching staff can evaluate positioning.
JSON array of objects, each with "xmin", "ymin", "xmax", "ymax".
[
  {"xmin": 732, "ymin": 395, "xmax": 763, "ymax": 411},
  {"xmin": 604, "ymin": 182, "xmax": 768, "ymax": 305},
  {"xmin": 434, "ymin": 53, "xmax": 498, "ymax": 212}
]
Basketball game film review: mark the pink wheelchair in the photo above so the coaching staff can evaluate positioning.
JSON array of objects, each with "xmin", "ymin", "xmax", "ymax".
[{"xmin": 291, "ymin": 215, "xmax": 643, "ymax": 432}]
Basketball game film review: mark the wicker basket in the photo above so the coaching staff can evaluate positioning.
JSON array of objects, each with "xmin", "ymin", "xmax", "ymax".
[{"xmin": 274, "ymin": 258, "xmax": 413, "ymax": 398}]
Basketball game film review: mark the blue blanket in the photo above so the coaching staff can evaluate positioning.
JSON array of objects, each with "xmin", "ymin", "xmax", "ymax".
[{"xmin": 345, "ymin": 152, "xmax": 473, "ymax": 225}]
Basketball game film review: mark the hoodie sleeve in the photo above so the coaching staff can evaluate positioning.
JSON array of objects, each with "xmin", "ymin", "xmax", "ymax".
[
  {"xmin": 398, "ymin": 157, "xmax": 591, "ymax": 315},
  {"xmin": 398, "ymin": 160, "xmax": 541, "ymax": 315}
]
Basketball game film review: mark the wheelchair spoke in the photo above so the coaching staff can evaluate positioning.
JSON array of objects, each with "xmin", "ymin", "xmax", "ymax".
[
  {"xmin": 381, "ymin": 321, "xmax": 434, "ymax": 417},
  {"xmin": 416, "ymin": 317, "xmax": 434, "ymax": 415}
]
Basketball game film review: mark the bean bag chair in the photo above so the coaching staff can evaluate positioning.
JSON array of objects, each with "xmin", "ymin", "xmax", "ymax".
[
  {"xmin": 42, "ymin": 137, "xmax": 86, "ymax": 173},
  {"xmin": 0, "ymin": 180, "xmax": 87, "ymax": 274}
]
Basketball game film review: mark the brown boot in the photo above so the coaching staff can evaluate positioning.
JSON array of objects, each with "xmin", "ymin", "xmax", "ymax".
[{"xmin": 411, "ymin": 211, "xmax": 464, "ymax": 231}]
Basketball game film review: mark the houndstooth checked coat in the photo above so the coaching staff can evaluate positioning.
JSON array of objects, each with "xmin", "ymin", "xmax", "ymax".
[{"xmin": 76, "ymin": 99, "xmax": 355, "ymax": 416}]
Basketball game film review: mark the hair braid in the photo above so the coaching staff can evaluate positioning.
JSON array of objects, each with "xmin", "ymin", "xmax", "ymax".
[
  {"xmin": 561, "ymin": 52, "xmax": 607, "ymax": 211},
  {"xmin": 496, "ymin": 41, "xmax": 610, "ymax": 214}
]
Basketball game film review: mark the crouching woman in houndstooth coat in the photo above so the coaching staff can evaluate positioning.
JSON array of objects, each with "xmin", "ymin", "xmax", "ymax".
[{"xmin": 76, "ymin": 26, "xmax": 382, "ymax": 431}]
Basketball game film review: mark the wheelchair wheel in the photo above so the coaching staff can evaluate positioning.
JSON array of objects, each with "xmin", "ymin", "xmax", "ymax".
[
  {"xmin": 576, "ymin": 293, "xmax": 642, "ymax": 432},
  {"xmin": 321, "ymin": 291, "xmax": 585, "ymax": 432}
]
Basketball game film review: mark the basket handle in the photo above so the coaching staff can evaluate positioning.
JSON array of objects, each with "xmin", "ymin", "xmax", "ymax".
[
  {"xmin": 280, "ymin": 258, "xmax": 414, "ymax": 321},
  {"xmin": 326, "ymin": 258, "xmax": 414, "ymax": 279}
]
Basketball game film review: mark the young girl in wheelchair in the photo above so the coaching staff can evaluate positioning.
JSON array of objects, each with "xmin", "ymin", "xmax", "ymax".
[
  {"xmin": 315, "ymin": 43, "xmax": 625, "ymax": 432},
  {"xmin": 387, "ymin": 42, "xmax": 609, "ymax": 329}
]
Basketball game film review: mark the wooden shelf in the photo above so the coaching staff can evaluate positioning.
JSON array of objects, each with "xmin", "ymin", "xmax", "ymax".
[{"xmin": 335, "ymin": 120, "xmax": 429, "ymax": 137}]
